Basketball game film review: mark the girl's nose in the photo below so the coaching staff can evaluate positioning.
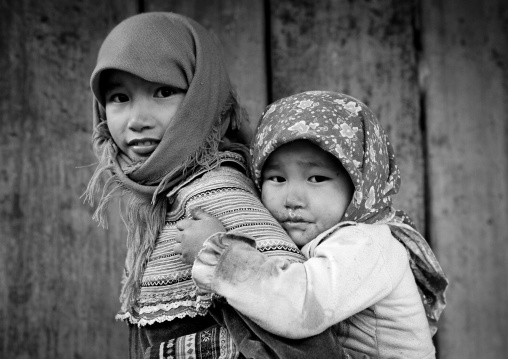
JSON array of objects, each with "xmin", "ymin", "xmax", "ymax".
[
  {"xmin": 128, "ymin": 103, "xmax": 154, "ymax": 132},
  {"xmin": 284, "ymin": 184, "xmax": 305, "ymax": 209}
]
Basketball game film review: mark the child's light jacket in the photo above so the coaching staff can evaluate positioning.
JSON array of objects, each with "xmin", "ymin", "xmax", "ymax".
[{"xmin": 193, "ymin": 222, "xmax": 436, "ymax": 358}]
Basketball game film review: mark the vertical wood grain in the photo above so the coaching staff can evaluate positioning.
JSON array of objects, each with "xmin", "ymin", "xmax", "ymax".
[
  {"xmin": 0, "ymin": 0, "xmax": 137, "ymax": 358},
  {"xmin": 1, "ymin": 0, "xmax": 507, "ymax": 358},
  {"xmin": 421, "ymin": 0, "xmax": 508, "ymax": 357},
  {"xmin": 145, "ymin": 0, "xmax": 268, "ymax": 135},
  {"xmin": 268, "ymin": 0, "xmax": 426, "ymax": 230}
]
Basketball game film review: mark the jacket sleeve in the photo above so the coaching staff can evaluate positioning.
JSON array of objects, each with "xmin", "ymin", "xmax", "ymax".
[{"xmin": 193, "ymin": 224, "xmax": 409, "ymax": 339}]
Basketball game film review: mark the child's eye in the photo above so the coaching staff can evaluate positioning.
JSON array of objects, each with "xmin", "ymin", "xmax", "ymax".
[
  {"xmin": 155, "ymin": 87, "xmax": 180, "ymax": 98},
  {"xmin": 309, "ymin": 176, "xmax": 329, "ymax": 183},
  {"xmin": 267, "ymin": 176, "xmax": 286, "ymax": 183},
  {"xmin": 108, "ymin": 93, "xmax": 129, "ymax": 103}
]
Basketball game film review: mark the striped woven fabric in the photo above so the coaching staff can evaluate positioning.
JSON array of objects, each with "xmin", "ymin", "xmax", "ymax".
[
  {"xmin": 148, "ymin": 325, "xmax": 239, "ymax": 359},
  {"xmin": 117, "ymin": 161, "xmax": 304, "ymax": 326}
]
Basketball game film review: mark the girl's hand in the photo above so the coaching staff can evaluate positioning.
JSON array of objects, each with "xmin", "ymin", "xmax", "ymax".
[{"xmin": 174, "ymin": 207, "xmax": 226, "ymax": 264}]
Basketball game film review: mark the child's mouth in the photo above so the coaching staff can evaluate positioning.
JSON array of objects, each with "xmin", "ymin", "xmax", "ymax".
[
  {"xmin": 281, "ymin": 220, "xmax": 310, "ymax": 231},
  {"xmin": 129, "ymin": 139, "xmax": 159, "ymax": 155}
]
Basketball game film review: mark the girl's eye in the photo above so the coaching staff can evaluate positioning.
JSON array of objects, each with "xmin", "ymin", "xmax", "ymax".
[
  {"xmin": 109, "ymin": 93, "xmax": 129, "ymax": 103},
  {"xmin": 309, "ymin": 176, "xmax": 328, "ymax": 183},
  {"xmin": 155, "ymin": 87, "xmax": 179, "ymax": 98}
]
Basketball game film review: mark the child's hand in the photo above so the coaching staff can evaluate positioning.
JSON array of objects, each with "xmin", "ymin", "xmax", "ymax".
[{"xmin": 174, "ymin": 207, "xmax": 226, "ymax": 264}]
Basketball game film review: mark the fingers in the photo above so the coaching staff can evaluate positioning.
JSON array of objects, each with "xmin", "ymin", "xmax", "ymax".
[
  {"xmin": 190, "ymin": 207, "xmax": 213, "ymax": 220},
  {"xmin": 174, "ymin": 218, "xmax": 191, "ymax": 245},
  {"xmin": 176, "ymin": 210, "xmax": 206, "ymax": 230},
  {"xmin": 176, "ymin": 219, "xmax": 188, "ymax": 231},
  {"xmin": 174, "ymin": 230, "xmax": 183, "ymax": 243},
  {"xmin": 174, "ymin": 242, "xmax": 192, "ymax": 264},
  {"xmin": 173, "ymin": 243, "xmax": 182, "ymax": 255}
]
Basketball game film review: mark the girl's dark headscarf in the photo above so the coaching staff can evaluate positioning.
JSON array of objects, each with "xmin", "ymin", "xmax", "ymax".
[{"xmin": 84, "ymin": 12, "xmax": 245, "ymax": 311}]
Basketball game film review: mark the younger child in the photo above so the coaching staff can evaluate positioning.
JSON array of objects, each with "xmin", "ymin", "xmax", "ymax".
[
  {"xmin": 176, "ymin": 91, "xmax": 449, "ymax": 358},
  {"xmin": 84, "ymin": 12, "xmax": 320, "ymax": 359}
]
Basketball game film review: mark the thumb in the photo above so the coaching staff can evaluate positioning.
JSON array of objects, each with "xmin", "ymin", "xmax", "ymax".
[{"xmin": 190, "ymin": 207, "xmax": 211, "ymax": 220}]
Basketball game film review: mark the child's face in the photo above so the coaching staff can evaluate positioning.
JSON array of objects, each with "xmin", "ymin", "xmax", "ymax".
[
  {"xmin": 103, "ymin": 70, "xmax": 185, "ymax": 162},
  {"xmin": 261, "ymin": 140, "xmax": 354, "ymax": 248}
]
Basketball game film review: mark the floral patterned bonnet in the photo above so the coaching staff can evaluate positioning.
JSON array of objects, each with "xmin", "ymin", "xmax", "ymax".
[{"xmin": 251, "ymin": 91, "xmax": 449, "ymax": 335}]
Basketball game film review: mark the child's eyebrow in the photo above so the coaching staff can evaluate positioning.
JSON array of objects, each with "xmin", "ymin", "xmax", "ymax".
[
  {"xmin": 264, "ymin": 158, "xmax": 329, "ymax": 171},
  {"xmin": 103, "ymin": 80, "xmax": 122, "ymax": 92},
  {"xmin": 297, "ymin": 159, "xmax": 326, "ymax": 167},
  {"xmin": 262, "ymin": 161, "xmax": 280, "ymax": 172}
]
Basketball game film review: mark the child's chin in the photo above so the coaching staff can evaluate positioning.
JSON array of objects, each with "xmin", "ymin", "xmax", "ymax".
[{"xmin": 287, "ymin": 229, "xmax": 314, "ymax": 248}]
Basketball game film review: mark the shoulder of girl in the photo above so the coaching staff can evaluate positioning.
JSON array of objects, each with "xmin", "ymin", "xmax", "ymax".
[{"xmin": 201, "ymin": 165, "xmax": 255, "ymax": 188}]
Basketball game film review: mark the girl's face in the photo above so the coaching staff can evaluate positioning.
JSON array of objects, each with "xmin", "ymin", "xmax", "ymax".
[
  {"xmin": 261, "ymin": 140, "xmax": 354, "ymax": 248},
  {"xmin": 103, "ymin": 70, "xmax": 185, "ymax": 162}
]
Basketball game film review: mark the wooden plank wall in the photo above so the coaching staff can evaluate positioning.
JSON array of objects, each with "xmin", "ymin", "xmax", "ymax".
[
  {"xmin": 143, "ymin": 0, "xmax": 268, "ymax": 134},
  {"xmin": 0, "ymin": 0, "xmax": 506, "ymax": 358},
  {"xmin": 421, "ymin": 0, "xmax": 508, "ymax": 357},
  {"xmin": 0, "ymin": 0, "xmax": 139, "ymax": 357},
  {"xmin": 269, "ymin": 0, "xmax": 426, "ymax": 230}
]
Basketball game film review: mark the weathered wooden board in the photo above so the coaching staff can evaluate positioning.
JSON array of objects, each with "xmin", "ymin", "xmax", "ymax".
[
  {"xmin": 145, "ymin": 0, "xmax": 269, "ymax": 136},
  {"xmin": 0, "ymin": 1, "xmax": 268, "ymax": 358},
  {"xmin": 421, "ymin": 0, "xmax": 508, "ymax": 357},
  {"xmin": 1, "ymin": 0, "xmax": 507, "ymax": 358},
  {"xmin": 0, "ymin": 0, "xmax": 137, "ymax": 357},
  {"xmin": 268, "ymin": 0, "xmax": 426, "ymax": 231}
]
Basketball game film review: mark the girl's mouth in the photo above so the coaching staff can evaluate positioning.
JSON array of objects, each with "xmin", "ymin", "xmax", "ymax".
[{"xmin": 129, "ymin": 139, "xmax": 159, "ymax": 155}]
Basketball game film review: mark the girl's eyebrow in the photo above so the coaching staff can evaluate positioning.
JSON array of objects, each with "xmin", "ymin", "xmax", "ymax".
[
  {"xmin": 101, "ymin": 72, "xmax": 124, "ymax": 92},
  {"xmin": 103, "ymin": 80, "xmax": 122, "ymax": 91}
]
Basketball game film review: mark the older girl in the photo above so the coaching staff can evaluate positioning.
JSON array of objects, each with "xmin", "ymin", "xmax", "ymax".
[{"xmin": 84, "ymin": 12, "xmax": 332, "ymax": 359}]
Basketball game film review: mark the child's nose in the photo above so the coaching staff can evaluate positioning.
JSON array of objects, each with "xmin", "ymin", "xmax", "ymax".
[
  {"xmin": 284, "ymin": 184, "xmax": 305, "ymax": 209},
  {"xmin": 128, "ymin": 105, "xmax": 154, "ymax": 132}
]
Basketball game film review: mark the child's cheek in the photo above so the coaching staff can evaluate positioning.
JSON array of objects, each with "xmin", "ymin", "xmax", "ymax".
[{"xmin": 261, "ymin": 190, "xmax": 281, "ymax": 219}]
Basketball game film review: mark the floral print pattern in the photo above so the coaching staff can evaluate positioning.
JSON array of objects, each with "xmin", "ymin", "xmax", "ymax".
[
  {"xmin": 251, "ymin": 91, "xmax": 400, "ymax": 223},
  {"xmin": 251, "ymin": 91, "xmax": 448, "ymax": 333}
]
